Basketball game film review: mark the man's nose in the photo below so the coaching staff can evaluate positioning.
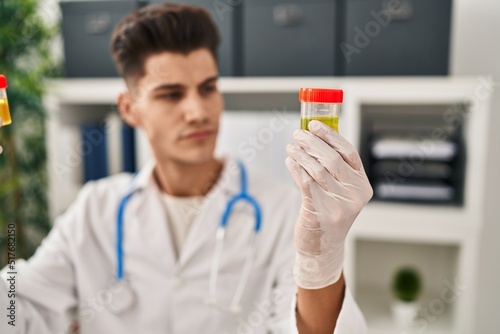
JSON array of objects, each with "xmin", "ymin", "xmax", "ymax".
[{"xmin": 183, "ymin": 94, "xmax": 208, "ymax": 123}]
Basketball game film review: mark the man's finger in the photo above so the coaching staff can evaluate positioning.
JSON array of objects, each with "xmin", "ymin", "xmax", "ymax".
[
  {"xmin": 286, "ymin": 142, "xmax": 337, "ymax": 190},
  {"xmin": 308, "ymin": 120, "xmax": 363, "ymax": 171},
  {"xmin": 285, "ymin": 156, "xmax": 313, "ymax": 197},
  {"xmin": 293, "ymin": 130, "xmax": 354, "ymax": 182}
]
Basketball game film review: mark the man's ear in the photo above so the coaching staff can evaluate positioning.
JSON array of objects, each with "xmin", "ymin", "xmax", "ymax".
[{"xmin": 117, "ymin": 92, "xmax": 141, "ymax": 128}]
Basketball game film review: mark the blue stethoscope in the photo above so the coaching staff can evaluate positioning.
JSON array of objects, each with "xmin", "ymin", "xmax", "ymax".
[{"xmin": 109, "ymin": 161, "xmax": 262, "ymax": 315}]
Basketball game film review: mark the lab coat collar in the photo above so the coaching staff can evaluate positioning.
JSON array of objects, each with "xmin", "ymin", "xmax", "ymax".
[
  {"xmin": 130, "ymin": 159, "xmax": 156, "ymax": 192},
  {"xmin": 130, "ymin": 157, "xmax": 243, "ymax": 198},
  {"xmin": 127, "ymin": 157, "xmax": 245, "ymax": 269}
]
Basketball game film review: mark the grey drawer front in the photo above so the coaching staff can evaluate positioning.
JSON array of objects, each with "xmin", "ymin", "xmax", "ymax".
[
  {"xmin": 149, "ymin": 0, "xmax": 237, "ymax": 76},
  {"xmin": 243, "ymin": 1, "xmax": 336, "ymax": 76},
  {"xmin": 341, "ymin": 0, "xmax": 452, "ymax": 75},
  {"xmin": 250, "ymin": 0, "xmax": 335, "ymax": 4},
  {"xmin": 61, "ymin": 1, "xmax": 142, "ymax": 77}
]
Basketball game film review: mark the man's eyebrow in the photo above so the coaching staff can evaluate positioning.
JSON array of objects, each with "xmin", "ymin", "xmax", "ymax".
[
  {"xmin": 198, "ymin": 75, "xmax": 219, "ymax": 86},
  {"xmin": 152, "ymin": 83, "xmax": 185, "ymax": 92},
  {"xmin": 150, "ymin": 76, "xmax": 218, "ymax": 92}
]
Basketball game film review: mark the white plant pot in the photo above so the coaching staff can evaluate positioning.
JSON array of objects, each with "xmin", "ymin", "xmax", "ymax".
[{"xmin": 391, "ymin": 300, "xmax": 419, "ymax": 329}]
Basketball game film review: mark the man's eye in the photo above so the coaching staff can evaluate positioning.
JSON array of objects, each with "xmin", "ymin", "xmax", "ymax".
[
  {"xmin": 161, "ymin": 92, "xmax": 182, "ymax": 100},
  {"xmin": 200, "ymin": 85, "xmax": 216, "ymax": 94}
]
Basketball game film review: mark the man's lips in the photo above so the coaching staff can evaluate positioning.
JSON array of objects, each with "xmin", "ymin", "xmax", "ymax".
[{"xmin": 183, "ymin": 130, "xmax": 214, "ymax": 140}]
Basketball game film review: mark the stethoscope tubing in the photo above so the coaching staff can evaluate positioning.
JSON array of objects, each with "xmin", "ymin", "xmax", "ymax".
[
  {"xmin": 115, "ymin": 161, "xmax": 262, "ymax": 314},
  {"xmin": 116, "ymin": 190, "xmax": 135, "ymax": 281}
]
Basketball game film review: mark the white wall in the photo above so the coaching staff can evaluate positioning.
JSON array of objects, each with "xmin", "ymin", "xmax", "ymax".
[{"xmin": 450, "ymin": 0, "xmax": 500, "ymax": 333}]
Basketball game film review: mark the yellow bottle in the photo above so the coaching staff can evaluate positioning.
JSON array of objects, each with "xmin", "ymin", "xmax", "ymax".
[
  {"xmin": 0, "ymin": 75, "xmax": 12, "ymax": 126},
  {"xmin": 299, "ymin": 88, "xmax": 343, "ymax": 133}
]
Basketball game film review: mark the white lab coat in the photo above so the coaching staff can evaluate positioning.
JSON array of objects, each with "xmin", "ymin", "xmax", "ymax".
[{"xmin": 0, "ymin": 158, "xmax": 367, "ymax": 334}]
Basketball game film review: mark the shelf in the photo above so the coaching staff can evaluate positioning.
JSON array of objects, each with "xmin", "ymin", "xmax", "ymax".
[
  {"xmin": 354, "ymin": 239, "xmax": 459, "ymax": 334},
  {"xmin": 44, "ymin": 76, "xmax": 487, "ymax": 104},
  {"xmin": 358, "ymin": 287, "xmax": 455, "ymax": 334},
  {"xmin": 352, "ymin": 201, "xmax": 479, "ymax": 244},
  {"xmin": 354, "ymin": 239, "xmax": 459, "ymax": 292}
]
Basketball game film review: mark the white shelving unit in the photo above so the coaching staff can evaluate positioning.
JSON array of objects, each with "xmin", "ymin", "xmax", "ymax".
[{"xmin": 44, "ymin": 76, "xmax": 493, "ymax": 334}]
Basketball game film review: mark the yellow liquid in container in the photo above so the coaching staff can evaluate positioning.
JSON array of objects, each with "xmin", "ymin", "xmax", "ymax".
[
  {"xmin": 300, "ymin": 116, "xmax": 338, "ymax": 132},
  {"xmin": 0, "ymin": 98, "xmax": 12, "ymax": 126}
]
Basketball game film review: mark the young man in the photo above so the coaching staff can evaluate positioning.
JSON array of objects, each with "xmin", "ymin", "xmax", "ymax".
[{"xmin": 0, "ymin": 3, "xmax": 372, "ymax": 334}]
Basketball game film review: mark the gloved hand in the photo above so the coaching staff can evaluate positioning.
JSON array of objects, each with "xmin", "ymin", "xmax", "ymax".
[{"xmin": 286, "ymin": 120, "xmax": 373, "ymax": 289}]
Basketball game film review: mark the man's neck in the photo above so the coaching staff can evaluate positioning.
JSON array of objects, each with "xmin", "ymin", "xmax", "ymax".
[{"xmin": 153, "ymin": 157, "xmax": 223, "ymax": 197}]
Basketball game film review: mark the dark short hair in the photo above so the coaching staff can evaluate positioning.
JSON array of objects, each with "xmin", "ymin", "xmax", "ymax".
[{"xmin": 110, "ymin": 3, "xmax": 220, "ymax": 83}]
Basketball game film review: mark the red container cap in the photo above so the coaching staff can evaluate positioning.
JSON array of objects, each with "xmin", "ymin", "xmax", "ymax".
[
  {"xmin": 0, "ymin": 75, "xmax": 7, "ymax": 89},
  {"xmin": 299, "ymin": 88, "xmax": 343, "ymax": 103}
]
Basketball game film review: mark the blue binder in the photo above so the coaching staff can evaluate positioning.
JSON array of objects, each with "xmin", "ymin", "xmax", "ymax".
[
  {"xmin": 121, "ymin": 123, "xmax": 136, "ymax": 173},
  {"xmin": 81, "ymin": 123, "xmax": 108, "ymax": 182}
]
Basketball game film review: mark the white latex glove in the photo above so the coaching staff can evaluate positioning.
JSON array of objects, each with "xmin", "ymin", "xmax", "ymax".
[{"xmin": 285, "ymin": 120, "xmax": 373, "ymax": 289}]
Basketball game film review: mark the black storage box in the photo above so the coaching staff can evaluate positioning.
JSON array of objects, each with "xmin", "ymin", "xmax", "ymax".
[
  {"xmin": 61, "ymin": 0, "xmax": 147, "ymax": 78},
  {"xmin": 243, "ymin": 0, "xmax": 338, "ymax": 76},
  {"xmin": 338, "ymin": 0, "xmax": 452, "ymax": 75}
]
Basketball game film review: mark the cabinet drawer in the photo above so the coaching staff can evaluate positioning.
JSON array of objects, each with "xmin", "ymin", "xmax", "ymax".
[
  {"xmin": 243, "ymin": 0, "xmax": 337, "ymax": 76},
  {"xmin": 61, "ymin": 1, "xmax": 145, "ymax": 77},
  {"xmin": 341, "ymin": 0, "xmax": 452, "ymax": 75}
]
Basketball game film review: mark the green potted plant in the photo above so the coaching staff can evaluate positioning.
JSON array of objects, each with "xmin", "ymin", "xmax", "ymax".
[
  {"xmin": 0, "ymin": 0, "xmax": 59, "ymax": 265},
  {"xmin": 391, "ymin": 266, "xmax": 422, "ymax": 328}
]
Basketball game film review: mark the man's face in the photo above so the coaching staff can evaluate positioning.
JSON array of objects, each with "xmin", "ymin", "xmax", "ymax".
[{"xmin": 123, "ymin": 48, "xmax": 223, "ymax": 165}]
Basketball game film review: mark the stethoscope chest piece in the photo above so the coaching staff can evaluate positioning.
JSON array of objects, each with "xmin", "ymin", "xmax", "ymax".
[{"xmin": 107, "ymin": 280, "xmax": 136, "ymax": 314}]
